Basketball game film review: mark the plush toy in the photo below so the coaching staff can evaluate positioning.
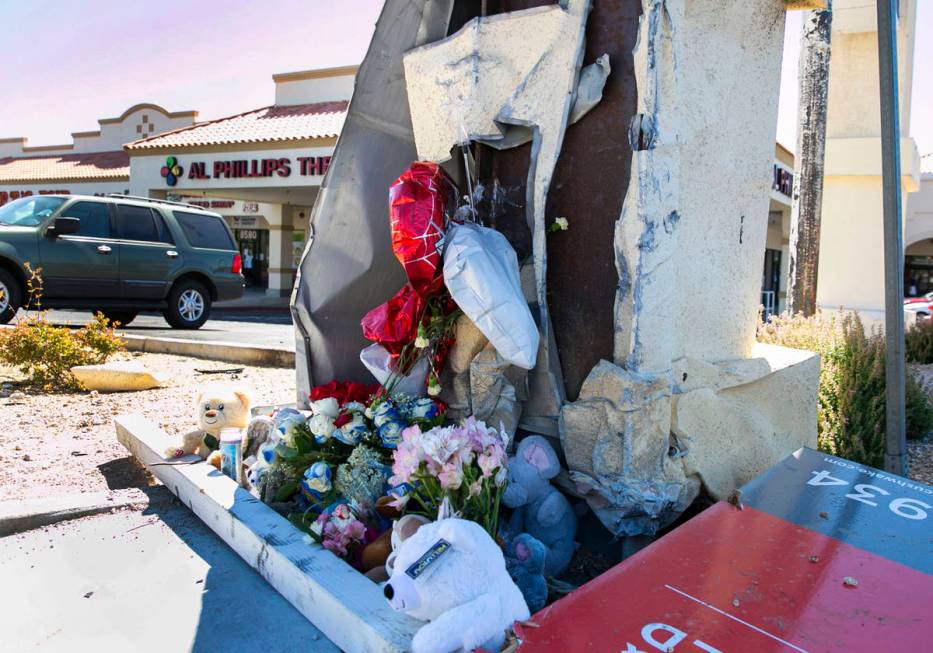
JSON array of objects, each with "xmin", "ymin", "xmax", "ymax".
[
  {"xmin": 163, "ymin": 386, "xmax": 251, "ymax": 469},
  {"xmin": 244, "ymin": 415, "xmax": 281, "ymax": 495},
  {"xmin": 363, "ymin": 513, "xmax": 430, "ymax": 582},
  {"xmin": 505, "ymin": 533, "xmax": 549, "ymax": 613},
  {"xmin": 384, "ymin": 517, "xmax": 529, "ymax": 653},
  {"xmin": 501, "ymin": 435, "xmax": 577, "ymax": 577}
]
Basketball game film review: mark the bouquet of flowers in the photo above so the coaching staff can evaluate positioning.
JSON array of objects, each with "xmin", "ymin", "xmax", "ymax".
[
  {"xmin": 389, "ymin": 416, "xmax": 509, "ymax": 537},
  {"xmin": 291, "ymin": 502, "xmax": 378, "ymax": 568}
]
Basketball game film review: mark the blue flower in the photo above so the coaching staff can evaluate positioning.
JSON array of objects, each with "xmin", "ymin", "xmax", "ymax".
[
  {"xmin": 373, "ymin": 401, "xmax": 401, "ymax": 428},
  {"xmin": 378, "ymin": 420, "xmax": 404, "ymax": 449},
  {"xmin": 300, "ymin": 462, "xmax": 332, "ymax": 502},
  {"xmin": 259, "ymin": 442, "xmax": 277, "ymax": 465},
  {"xmin": 408, "ymin": 397, "xmax": 439, "ymax": 422},
  {"xmin": 333, "ymin": 417, "xmax": 368, "ymax": 446}
]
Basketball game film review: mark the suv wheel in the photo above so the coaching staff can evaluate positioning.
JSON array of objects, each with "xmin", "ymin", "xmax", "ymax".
[
  {"xmin": 0, "ymin": 269, "xmax": 22, "ymax": 325},
  {"xmin": 95, "ymin": 310, "xmax": 139, "ymax": 327},
  {"xmin": 164, "ymin": 280, "xmax": 211, "ymax": 329}
]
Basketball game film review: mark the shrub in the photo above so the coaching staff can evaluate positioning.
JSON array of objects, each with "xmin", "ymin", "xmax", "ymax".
[
  {"xmin": 0, "ymin": 265, "xmax": 124, "ymax": 392},
  {"xmin": 759, "ymin": 311, "xmax": 933, "ymax": 468},
  {"xmin": 905, "ymin": 318, "xmax": 933, "ymax": 364}
]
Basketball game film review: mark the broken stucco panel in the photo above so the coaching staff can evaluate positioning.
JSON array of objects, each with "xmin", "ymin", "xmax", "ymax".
[
  {"xmin": 672, "ymin": 344, "xmax": 820, "ymax": 500},
  {"xmin": 560, "ymin": 360, "xmax": 699, "ymax": 536}
]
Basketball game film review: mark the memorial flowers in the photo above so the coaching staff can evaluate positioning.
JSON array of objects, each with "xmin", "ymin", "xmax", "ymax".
[{"xmin": 389, "ymin": 417, "xmax": 509, "ymax": 537}]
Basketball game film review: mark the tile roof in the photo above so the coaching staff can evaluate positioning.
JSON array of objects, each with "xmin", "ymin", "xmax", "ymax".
[
  {"xmin": 125, "ymin": 101, "xmax": 348, "ymax": 150},
  {"xmin": 0, "ymin": 150, "xmax": 129, "ymax": 182}
]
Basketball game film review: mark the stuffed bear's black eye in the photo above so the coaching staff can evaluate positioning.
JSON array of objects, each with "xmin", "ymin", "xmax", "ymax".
[
  {"xmin": 204, "ymin": 403, "xmax": 211, "ymax": 411},
  {"xmin": 218, "ymin": 403, "xmax": 225, "ymax": 410}
]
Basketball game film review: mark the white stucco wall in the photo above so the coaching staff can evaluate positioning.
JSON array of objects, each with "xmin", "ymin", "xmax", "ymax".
[
  {"xmin": 273, "ymin": 68, "xmax": 356, "ymax": 106},
  {"xmin": 817, "ymin": 0, "xmax": 919, "ymax": 322},
  {"xmin": 907, "ymin": 174, "xmax": 933, "ymax": 247},
  {"xmin": 0, "ymin": 105, "xmax": 196, "ymax": 157},
  {"xmin": 667, "ymin": 0, "xmax": 788, "ymax": 365}
]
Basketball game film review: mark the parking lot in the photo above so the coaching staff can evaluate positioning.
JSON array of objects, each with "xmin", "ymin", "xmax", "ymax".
[{"xmin": 14, "ymin": 307, "xmax": 295, "ymax": 350}]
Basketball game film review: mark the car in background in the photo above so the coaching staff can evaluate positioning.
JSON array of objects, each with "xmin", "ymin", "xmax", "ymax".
[
  {"xmin": 0, "ymin": 194, "xmax": 243, "ymax": 328},
  {"xmin": 904, "ymin": 291, "xmax": 933, "ymax": 305},
  {"xmin": 904, "ymin": 301, "xmax": 933, "ymax": 322}
]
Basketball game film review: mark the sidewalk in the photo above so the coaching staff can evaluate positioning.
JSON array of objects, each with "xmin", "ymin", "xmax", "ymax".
[
  {"xmin": 213, "ymin": 287, "xmax": 291, "ymax": 313},
  {"xmin": 0, "ymin": 488, "xmax": 338, "ymax": 653}
]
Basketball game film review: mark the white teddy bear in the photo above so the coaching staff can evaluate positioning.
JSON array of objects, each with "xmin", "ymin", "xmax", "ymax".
[{"xmin": 384, "ymin": 517, "xmax": 530, "ymax": 653}]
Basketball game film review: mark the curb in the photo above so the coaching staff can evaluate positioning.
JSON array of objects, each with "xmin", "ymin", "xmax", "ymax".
[
  {"xmin": 120, "ymin": 334, "xmax": 294, "ymax": 368},
  {"xmin": 0, "ymin": 488, "xmax": 151, "ymax": 537}
]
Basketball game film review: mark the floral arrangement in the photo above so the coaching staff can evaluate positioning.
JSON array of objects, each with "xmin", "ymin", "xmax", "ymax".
[
  {"xmin": 389, "ymin": 416, "xmax": 509, "ymax": 537},
  {"xmin": 291, "ymin": 501, "xmax": 377, "ymax": 566}
]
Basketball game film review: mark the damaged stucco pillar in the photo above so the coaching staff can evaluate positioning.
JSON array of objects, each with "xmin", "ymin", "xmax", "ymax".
[{"xmin": 562, "ymin": 0, "xmax": 820, "ymax": 536}]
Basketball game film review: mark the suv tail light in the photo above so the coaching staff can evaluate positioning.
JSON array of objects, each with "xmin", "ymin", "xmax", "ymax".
[{"xmin": 232, "ymin": 253, "xmax": 242, "ymax": 274}]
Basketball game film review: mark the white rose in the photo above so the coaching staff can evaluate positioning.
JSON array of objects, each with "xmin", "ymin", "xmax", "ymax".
[
  {"xmin": 555, "ymin": 217, "xmax": 569, "ymax": 231},
  {"xmin": 309, "ymin": 397, "xmax": 340, "ymax": 419},
  {"xmin": 308, "ymin": 414, "xmax": 335, "ymax": 440}
]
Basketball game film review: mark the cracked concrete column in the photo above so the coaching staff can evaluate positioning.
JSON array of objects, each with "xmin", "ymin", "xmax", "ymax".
[{"xmin": 562, "ymin": 0, "xmax": 818, "ymax": 538}]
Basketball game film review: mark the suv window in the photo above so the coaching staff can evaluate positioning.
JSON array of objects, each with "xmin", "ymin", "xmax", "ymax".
[
  {"xmin": 62, "ymin": 201, "xmax": 111, "ymax": 238},
  {"xmin": 174, "ymin": 211, "xmax": 235, "ymax": 249},
  {"xmin": 0, "ymin": 196, "xmax": 65, "ymax": 226},
  {"xmin": 116, "ymin": 205, "xmax": 173, "ymax": 244}
]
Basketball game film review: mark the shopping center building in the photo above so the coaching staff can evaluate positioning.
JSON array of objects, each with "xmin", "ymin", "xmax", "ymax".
[
  {"xmin": 2, "ymin": 62, "xmax": 795, "ymax": 308},
  {"xmin": 0, "ymin": 104, "xmax": 197, "ymax": 204},
  {"xmin": 126, "ymin": 66, "xmax": 354, "ymax": 295}
]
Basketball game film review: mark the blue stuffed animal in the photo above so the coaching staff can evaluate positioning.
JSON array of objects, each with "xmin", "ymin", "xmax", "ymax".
[
  {"xmin": 501, "ymin": 435, "xmax": 577, "ymax": 577},
  {"xmin": 505, "ymin": 533, "xmax": 549, "ymax": 613}
]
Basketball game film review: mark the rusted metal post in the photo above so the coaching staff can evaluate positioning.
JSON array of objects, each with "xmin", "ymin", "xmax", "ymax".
[
  {"xmin": 787, "ymin": 1, "xmax": 833, "ymax": 317},
  {"xmin": 877, "ymin": 0, "xmax": 907, "ymax": 476}
]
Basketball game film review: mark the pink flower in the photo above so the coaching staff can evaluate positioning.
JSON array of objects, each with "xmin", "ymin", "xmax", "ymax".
[
  {"xmin": 477, "ymin": 450, "xmax": 501, "ymax": 478},
  {"xmin": 437, "ymin": 460, "xmax": 464, "ymax": 490},
  {"xmin": 392, "ymin": 440, "xmax": 422, "ymax": 482},
  {"xmin": 468, "ymin": 480, "xmax": 483, "ymax": 498},
  {"xmin": 387, "ymin": 493, "xmax": 410, "ymax": 511},
  {"xmin": 323, "ymin": 538, "xmax": 347, "ymax": 556},
  {"xmin": 345, "ymin": 520, "xmax": 366, "ymax": 540}
]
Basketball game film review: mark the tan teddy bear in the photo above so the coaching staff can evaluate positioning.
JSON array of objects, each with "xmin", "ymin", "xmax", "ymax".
[{"xmin": 164, "ymin": 386, "xmax": 251, "ymax": 469}]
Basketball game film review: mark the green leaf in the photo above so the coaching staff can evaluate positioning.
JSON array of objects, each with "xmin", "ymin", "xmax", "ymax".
[
  {"xmin": 275, "ymin": 481, "xmax": 299, "ymax": 502},
  {"xmin": 276, "ymin": 444, "xmax": 299, "ymax": 460}
]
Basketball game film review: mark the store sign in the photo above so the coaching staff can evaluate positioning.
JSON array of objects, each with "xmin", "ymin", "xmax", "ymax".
[
  {"xmin": 232, "ymin": 216, "xmax": 258, "ymax": 228},
  {"xmin": 516, "ymin": 448, "xmax": 933, "ymax": 652},
  {"xmin": 773, "ymin": 164, "xmax": 793, "ymax": 197},
  {"xmin": 243, "ymin": 202, "xmax": 259, "ymax": 213},
  {"xmin": 0, "ymin": 189, "xmax": 71, "ymax": 206},
  {"xmin": 238, "ymin": 229, "xmax": 259, "ymax": 240},
  {"xmin": 170, "ymin": 155, "xmax": 332, "ymax": 185},
  {"xmin": 186, "ymin": 199, "xmax": 235, "ymax": 209}
]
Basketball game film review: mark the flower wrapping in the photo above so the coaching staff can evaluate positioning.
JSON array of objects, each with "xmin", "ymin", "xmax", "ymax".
[{"xmin": 389, "ymin": 161, "xmax": 457, "ymax": 298}]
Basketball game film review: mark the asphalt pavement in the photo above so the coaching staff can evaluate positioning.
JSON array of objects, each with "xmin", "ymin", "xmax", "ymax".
[
  {"xmin": 0, "ymin": 488, "xmax": 338, "ymax": 653},
  {"xmin": 20, "ymin": 309, "xmax": 296, "ymax": 350}
]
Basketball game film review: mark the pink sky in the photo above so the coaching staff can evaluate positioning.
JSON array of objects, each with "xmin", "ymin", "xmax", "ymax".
[{"xmin": 1, "ymin": 1, "xmax": 929, "ymax": 155}]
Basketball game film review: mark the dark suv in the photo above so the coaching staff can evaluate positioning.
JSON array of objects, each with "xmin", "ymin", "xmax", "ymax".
[{"xmin": 0, "ymin": 194, "xmax": 243, "ymax": 328}]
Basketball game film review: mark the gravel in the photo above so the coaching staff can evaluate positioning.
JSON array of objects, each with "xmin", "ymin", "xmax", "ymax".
[
  {"xmin": 908, "ymin": 363, "xmax": 933, "ymax": 486},
  {"xmin": 0, "ymin": 352, "xmax": 295, "ymax": 501},
  {"xmin": 3, "ymin": 354, "xmax": 933, "ymax": 504}
]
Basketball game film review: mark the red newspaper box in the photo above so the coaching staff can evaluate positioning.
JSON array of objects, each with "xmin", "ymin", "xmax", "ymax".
[{"xmin": 516, "ymin": 448, "xmax": 933, "ymax": 652}]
